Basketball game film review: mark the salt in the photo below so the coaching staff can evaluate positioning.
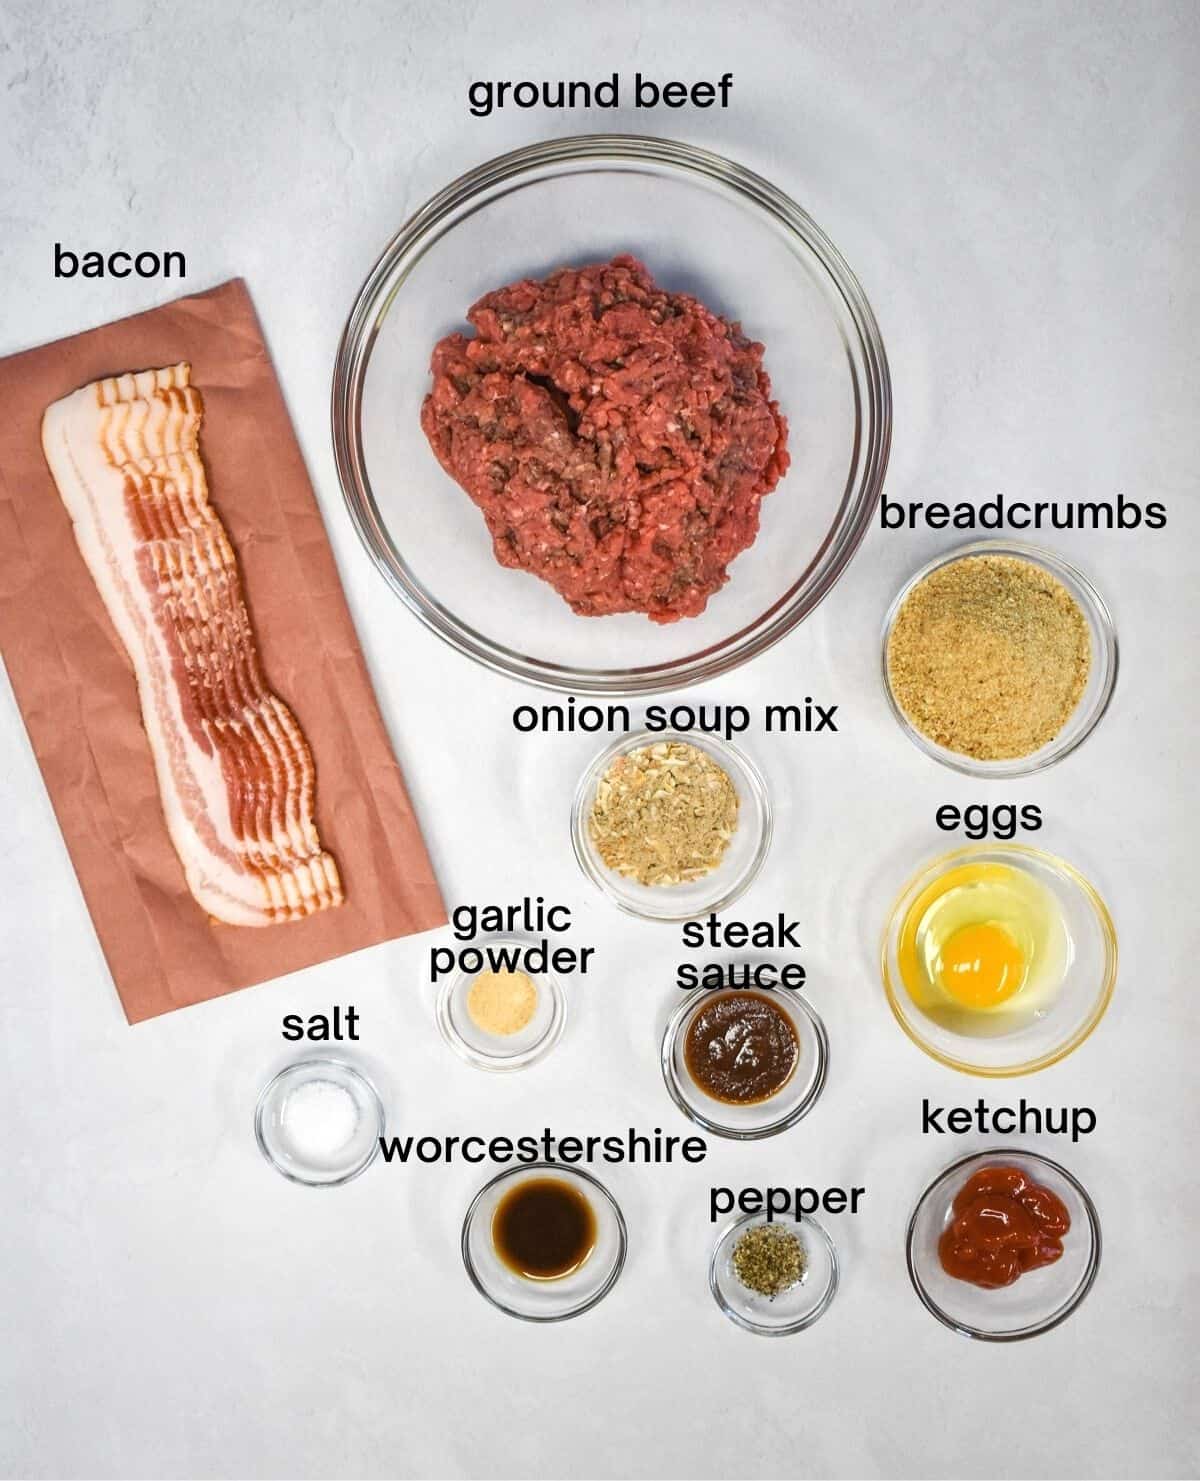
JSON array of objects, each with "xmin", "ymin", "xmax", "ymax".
[{"xmin": 281, "ymin": 1078, "xmax": 359, "ymax": 1160}]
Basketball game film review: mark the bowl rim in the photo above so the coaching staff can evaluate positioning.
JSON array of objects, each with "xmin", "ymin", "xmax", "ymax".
[
  {"xmin": 905, "ymin": 1147, "xmax": 1102, "ymax": 1342},
  {"xmin": 881, "ymin": 538, "xmax": 1119, "ymax": 777},
  {"xmin": 570, "ymin": 728, "xmax": 774, "ymax": 922},
  {"xmin": 332, "ymin": 131, "xmax": 892, "ymax": 695},
  {"xmin": 660, "ymin": 979, "xmax": 829, "ymax": 1138},
  {"xmin": 709, "ymin": 1209, "xmax": 840, "ymax": 1336},
  {"xmin": 460, "ymin": 1160, "xmax": 628, "ymax": 1323},
  {"xmin": 253, "ymin": 1057, "xmax": 385, "ymax": 1188},
  {"xmin": 434, "ymin": 935, "xmax": 568, "ymax": 1072},
  {"xmin": 880, "ymin": 842, "xmax": 1118, "ymax": 1077}
]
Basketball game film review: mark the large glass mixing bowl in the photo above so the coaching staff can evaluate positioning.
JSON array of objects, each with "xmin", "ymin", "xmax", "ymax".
[{"xmin": 333, "ymin": 135, "xmax": 891, "ymax": 693}]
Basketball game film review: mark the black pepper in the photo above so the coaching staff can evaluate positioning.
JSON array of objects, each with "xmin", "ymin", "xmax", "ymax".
[{"xmin": 731, "ymin": 1222, "xmax": 806, "ymax": 1298}]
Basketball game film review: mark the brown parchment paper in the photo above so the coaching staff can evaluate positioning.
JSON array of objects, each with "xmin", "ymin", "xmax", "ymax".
[{"xmin": 0, "ymin": 279, "xmax": 446, "ymax": 1023}]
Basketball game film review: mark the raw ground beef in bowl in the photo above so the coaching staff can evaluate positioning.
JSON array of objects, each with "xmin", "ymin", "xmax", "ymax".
[{"xmin": 420, "ymin": 255, "xmax": 790, "ymax": 624}]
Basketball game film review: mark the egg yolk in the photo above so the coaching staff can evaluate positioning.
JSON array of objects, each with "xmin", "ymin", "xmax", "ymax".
[{"xmin": 936, "ymin": 923, "xmax": 1026, "ymax": 1008}]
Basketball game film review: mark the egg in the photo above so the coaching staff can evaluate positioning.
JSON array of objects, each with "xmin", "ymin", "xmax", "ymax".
[
  {"xmin": 937, "ymin": 922, "xmax": 1026, "ymax": 1009},
  {"xmin": 898, "ymin": 862, "xmax": 1069, "ymax": 1037}
]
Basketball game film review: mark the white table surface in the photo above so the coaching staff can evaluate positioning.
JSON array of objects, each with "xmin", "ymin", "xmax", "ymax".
[{"xmin": 1, "ymin": 3, "xmax": 1197, "ymax": 1477}]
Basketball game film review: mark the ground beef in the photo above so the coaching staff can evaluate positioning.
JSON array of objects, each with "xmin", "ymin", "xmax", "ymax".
[{"xmin": 419, "ymin": 255, "xmax": 789, "ymax": 623}]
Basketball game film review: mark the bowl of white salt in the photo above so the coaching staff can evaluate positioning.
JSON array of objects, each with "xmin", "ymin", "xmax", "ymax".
[{"xmin": 254, "ymin": 1058, "xmax": 384, "ymax": 1186}]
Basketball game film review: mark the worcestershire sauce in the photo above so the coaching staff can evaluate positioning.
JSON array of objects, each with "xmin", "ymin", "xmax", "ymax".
[{"xmin": 492, "ymin": 1177, "xmax": 597, "ymax": 1280}]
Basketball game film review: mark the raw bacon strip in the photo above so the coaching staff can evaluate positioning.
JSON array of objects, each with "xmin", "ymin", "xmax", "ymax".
[
  {"xmin": 119, "ymin": 449, "xmax": 295, "ymax": 887},
  {"xmin": 42, "ymin": 362, "xmax": 342, "ymax": 926},
  {"xmin": 109, "ymin": 404, "xmax": 328, "ymax": 892},
  {"xmin": 89, "ymin": 371, "xmax": 335, "ymax": 918},
  {"xmin": 116, "ymin": 414, "xmax": 318, "ymax": 892},
  {"xmin": 53, "ymin": 367, "xmax": 338, "ymax": 921}
]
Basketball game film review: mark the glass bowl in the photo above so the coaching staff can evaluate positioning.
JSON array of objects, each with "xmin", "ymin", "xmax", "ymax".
[
  {"xmin": 333, "ymin": 133, "xmax": 891, "ymax": 694},
  {"xmin": 710, "ymin": 1210, "xmax": 839, "ymax": 1336},
  {"xmin": 571, "ymin": 730, "xmax": 772, "ymax": 922},
  {"xmin": 881, "ymin": 540, "xmax": 1118, "ymax": 777},
  {"xmin": 461, "ymin": 1162, "xmax": 627, "ymax": 1322},
  {"xmin": 882, "ymin": 844, "xmax": 1117, "ymax": 1076},
  {"xmin": 661, "ymin": 982, "xmax": 828, "ymax": 1138},
  {"xmin": 254, "ymin": 1059, "xmax": 384, "ymax": 1187},
  {"xmin": 907, "ymin": 1149, "xmax": 1101, "ymax": 1341},
  {"xmin": 435, "ymin": 938, "xmax": 566, "ymax": 1072}
]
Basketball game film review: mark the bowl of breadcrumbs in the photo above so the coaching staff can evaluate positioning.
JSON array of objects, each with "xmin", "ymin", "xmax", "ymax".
[{"xmin": 882, "ymin": 541, "xmax": 1117, "ymax": 777}]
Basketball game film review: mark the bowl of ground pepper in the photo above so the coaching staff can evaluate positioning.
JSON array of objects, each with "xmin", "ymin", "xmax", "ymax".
[
  {"xmin": 710, "ymin": 1209, "xmax": 840, "ymax": 1336},
  {"xmin": 571, "ymin": 730, "xmax": 772, "ymax": 922},
  {"xmin": 882, "ymin": 541, "xmax": 1117, "ymax": 776}
]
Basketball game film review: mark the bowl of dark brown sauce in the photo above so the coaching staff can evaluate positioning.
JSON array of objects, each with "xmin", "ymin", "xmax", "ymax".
[
  {"xmin": 661, "ymin": 980, "xmax": 829, "ymax": 1138},
  {"xmin": 461, "ymin": 1162, "xmax": 628, "ymax": 1321}
]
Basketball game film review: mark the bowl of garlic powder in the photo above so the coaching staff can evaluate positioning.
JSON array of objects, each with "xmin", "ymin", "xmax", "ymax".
[{"xmin": 436, "ymin": 941, "xmax": 568, "ymax": 1072}]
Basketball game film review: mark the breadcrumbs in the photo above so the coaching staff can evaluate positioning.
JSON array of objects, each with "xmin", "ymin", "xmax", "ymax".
[{"xmin": 886, "ymin": 554, "xmax": 1091, "ymax": 761}]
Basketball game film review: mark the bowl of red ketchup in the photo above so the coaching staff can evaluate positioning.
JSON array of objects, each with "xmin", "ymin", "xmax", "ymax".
[{"xmin": 906, "ymin": 1149, "xmax": 1101, "ymax": 1340}]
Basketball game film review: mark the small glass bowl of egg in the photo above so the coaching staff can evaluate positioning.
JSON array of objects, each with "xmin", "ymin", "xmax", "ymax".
[{"xmin": 882, "ymin": 845, "xmax": 1117, "ymax": 1075}]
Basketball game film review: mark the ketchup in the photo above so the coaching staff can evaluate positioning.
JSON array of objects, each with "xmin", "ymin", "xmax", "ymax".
[{"xmin": 938, "ymin": 1165, "xmax": 1071, "ymax": 1289}]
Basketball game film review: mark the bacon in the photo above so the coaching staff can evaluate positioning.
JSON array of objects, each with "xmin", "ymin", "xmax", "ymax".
[{"xmin": 42, "ymin": 363, "xmax": 342, "ymax": 925}]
